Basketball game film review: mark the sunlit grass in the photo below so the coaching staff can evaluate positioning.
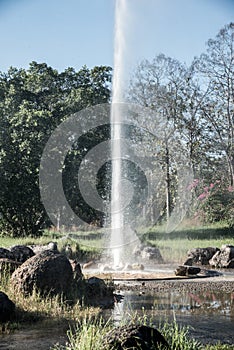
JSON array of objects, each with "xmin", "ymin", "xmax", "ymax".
[
  {"xmin": 52, "ymin": 316, "xmax": 112, "ymax": 350},
  {"xmin": 51, "ymin": 311, "xmax": 234, "ymax": 350},
  {"xmin": 0, "ymin": 228, "xmax": 104, "ymax": 261},
  {"xmin": 140, "ymin": 221, "xmax": 234, "ymax": 263},
  {"xmin": 1, "ymin": 222, "xmax": 233, "ymax": 264},
  {"xmin": 51, "ymin": 313, "xmax": 202, "ymax": 350},
  {"xmin": 153, "ymin": 238, "xmax": 234, "ymax": 264},
  {"xmin": 0, "ymin": 269, "xmax": 100, "ymax": 333}
]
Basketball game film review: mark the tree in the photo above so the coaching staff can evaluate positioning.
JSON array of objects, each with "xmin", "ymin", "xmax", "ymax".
[
  {"xmin": 0, "ymin": 62, "xmax": 112, "ymax": 236},
  {"xmin": 128, "ymin": 54, "xmax": 203, "ymax": 223},
  {"xmin": 194, "ymin": 23, "xmax": 234, "ymax": 186}
]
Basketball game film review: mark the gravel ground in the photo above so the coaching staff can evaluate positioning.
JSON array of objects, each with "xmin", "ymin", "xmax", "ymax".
[{"xmin": 114, "ymin": 275, "xmax": 234, "ymax": 293}]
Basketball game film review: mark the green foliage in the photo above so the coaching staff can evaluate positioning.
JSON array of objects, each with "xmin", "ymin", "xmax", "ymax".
[
  {"xmin": 0, "ymin": 62, "xmax": 112, "ymax": 237},
  {"xmin": 128, "ymin": 23, "xmax": 234, "ymax": 224},
  {"xmin": 52, "ymin": 316, "xmax": 202, "ymax": 350},
  {"xmin": 160, "ymin": 321, "xmax": 202, "ymax": 350},
  {"xmin": 196, "ymin": 181, "xmax": 234, "ymax": 227},
  {"xmin": 52, "ymin": 317, "xmax": 111, "ymax": 350}
]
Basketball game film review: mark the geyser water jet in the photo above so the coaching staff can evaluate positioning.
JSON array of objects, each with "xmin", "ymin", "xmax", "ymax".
[{"xmin": 110, "ymin": 0, "xmax": 128, "ymax": 267}]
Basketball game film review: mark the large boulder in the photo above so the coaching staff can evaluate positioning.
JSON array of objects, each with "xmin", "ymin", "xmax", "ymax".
[
  {"xmin": 10, "ymin": 245, "xmax": 35, "ymax": 263},
  {"xmin": 85, "ymin": 276, "xmax": 115, "ymax": 308},
  {"xmin": 184, "ymin": 247, "xmax": 219, "ymax": 266},
  {"xmin": 0, "ymin": 247, "xmax": 14, "ymax": 260},
  {"xmin": 134, "ymin": 245, "xmax": 164, "ymax": 263},
  {"xmin": 209, "ymin": 245, "xmax": 234, "ymax": 268},
  {"xmin": 103, "ymin": 325, "xmax": 169, "ymax": 350},
  {"xmin": 0, "ymin": 291, "xmax": 15, "ymax": 322},
  {"xmin": 11, "ymin": 250, "xmax": 73, "ymax": 296}
]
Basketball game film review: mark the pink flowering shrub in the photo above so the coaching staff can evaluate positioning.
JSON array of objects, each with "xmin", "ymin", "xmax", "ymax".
[{"xmin": 196, "ymin": 179, "xmax": 234, "ymax": 226}]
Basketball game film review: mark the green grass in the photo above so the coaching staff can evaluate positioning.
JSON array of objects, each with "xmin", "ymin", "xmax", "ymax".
[
  {"xmin": 51, "ymin": 315, "xmax": 234, "ymax": 350},
  {"xmin": 140, "ymin": 222, "xmax": 234, "ymax": 263},
  {"xmin": 51, "ymin": 313, "xmax": 234, "ymax": 350},
  {"xmin": 52, "ymin": 317, "xmax": 112, "ymax": 350},
  {"xmin": 1, "ymin": 222, "xmax": 234, "ymax": 264},
  {"xmin": 0, "ymin": 228, "xmax": 104, "ymax": 261},
  {"xmin": 0, "ymin": 267, "xmax": 101, "ymax": 334},
  {"xmin": 51, "ymin": 316, "xmax": 202, "ymax": 350}
]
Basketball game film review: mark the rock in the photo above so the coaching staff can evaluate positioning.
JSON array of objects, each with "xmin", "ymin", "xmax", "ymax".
[
  {"xmin": 47, "ymin": 242, "xmax": 58, "ymax": 251},
  {"xmin": 131, "ymin": 263, "xmax": 144, "ymax": 270},
  {"xmin": 183, "ymin": 257, "xmax": 193, "ymax": 266},
  {"xmin": 69, "ymin": 259, "xmax": 83, "ymax": 283},
  {"xmin": 209, "ymin": 245, "xmax": 234, "ymax": 268},
  {"xmin": 175, "ymin": 265, "xmax": 201, "ymax": 276},
  {"xmin": 0, "ymin": 247, "xmax": 14, "ymax": 260},
  {"xmin": 86, "ymin": 277, "xmax": 110, "ymax": 296},
  {"xmin": 82, "ymin": 260, "xmax": 97, "ymax": 269},
  {"xmin": 69, "ymin": 259, "xmax": 85, "ymax": 301},
  {"xmin": 85, "ymin": 277, "xmax": 114, "ymax": 308},
  {"xmin": 11, "ymin": 250, "xmax": 73, "ymax": 296},
  {"xmin": 100, "ymin": 264, "xmax": 112, "ymax": 271},
  {"xmin": 141, "ymin": 246, "xmax": 164, "ymax": 262},
  {"xmin": 103, "ymin": 324, "xmax": 169, "ymax": 349},
  {"xmin": 10, "ymin": 245, "xmax": 35, "ymax": 263},
  {"xmin": 199, "ymin": 269, "xmax": 222, "ymax": 277},
  {"xmin": 0, "ymin": 291, "xmax": 15, "ymax": 322},
  {"xmin": 123, "ymin": 264, "xmax": 133, "ymax": 271},
  {"xmin": 0, "ymin": 258, "xmax": 21, "ymax": 274},
  {"xmin": 184, "ymin": 247, "xmax": 219, "ymax": 265},
  {"xmin": 134, "ymin": 245, "xmax": 164, "ymax": 263},
  {"xmin": 123, "ymin": 263, "xmax": 144, "ymax": 271},
  {"xmin": 29, "ymin": 242, "xmax": 58, "ymax": 255}
]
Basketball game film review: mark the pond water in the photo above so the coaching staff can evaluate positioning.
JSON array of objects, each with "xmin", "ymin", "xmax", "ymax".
[
  {"xmin": 1, "ymin": 278, "xmax": 234, "ymax": 348},
  {"xmin": 107, "ymin": 288, "xmax": 234, "ymax": 345}
]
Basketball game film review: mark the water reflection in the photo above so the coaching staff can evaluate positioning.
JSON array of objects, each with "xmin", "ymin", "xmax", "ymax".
[{"xmin": 108, "ymin": 290, "xmax": 234, "ymax": 345}]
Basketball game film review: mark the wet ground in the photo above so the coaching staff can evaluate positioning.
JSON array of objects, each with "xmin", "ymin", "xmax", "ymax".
[{"xmin": 0, "ymin": 323, "xmax": 68, "ymax": 350}]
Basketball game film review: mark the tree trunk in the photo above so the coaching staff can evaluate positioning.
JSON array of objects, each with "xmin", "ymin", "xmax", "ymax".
[
  {"xmin": 226, "ymin": 153, "xmax": 234, "ymax": 186},
  {"xmin": 165, "ymin": 142, "xmax": 171, "ymax": 221}
]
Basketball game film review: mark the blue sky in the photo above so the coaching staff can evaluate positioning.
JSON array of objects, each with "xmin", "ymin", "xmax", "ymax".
[{"xmin": 0, "ymin": 0, "xmax": 233, "ymax": 73}]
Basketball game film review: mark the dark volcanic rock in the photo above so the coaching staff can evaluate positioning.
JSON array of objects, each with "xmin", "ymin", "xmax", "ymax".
[
  {"xmin": 10, "ymin": 245, "xmax": 35, "ymax": 263},
  {"xmin": 175, "ymin": 265, "xmax": 201, "ymax": 276},
  {"xmin": 85, "ymin": 276, "xmax": 115, "ymax": 308},
  {"xmin": 209, "ymin": 245, "xmax": 234, "ymax": 268},
  {"xmin": 0, "ymin": 248, "xmax": 14, "ymax": 260},
  {"xmin": 11, "ymin": 250, "xmax": 73, "ymax": 296},
  {"xmin": 103, "ymin": 324, "xmax": 169, "ymax": 349},
  {"xmin": 0, "ymin": 291, "xmax": 15, "ymax": 322},
  {"xmin": 70, "ymin": 259, "xmax": 83, "ymax": 283},
  {"xmin": 184, "ymin": 247, "xmax": 219, "ymax": 266}
]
